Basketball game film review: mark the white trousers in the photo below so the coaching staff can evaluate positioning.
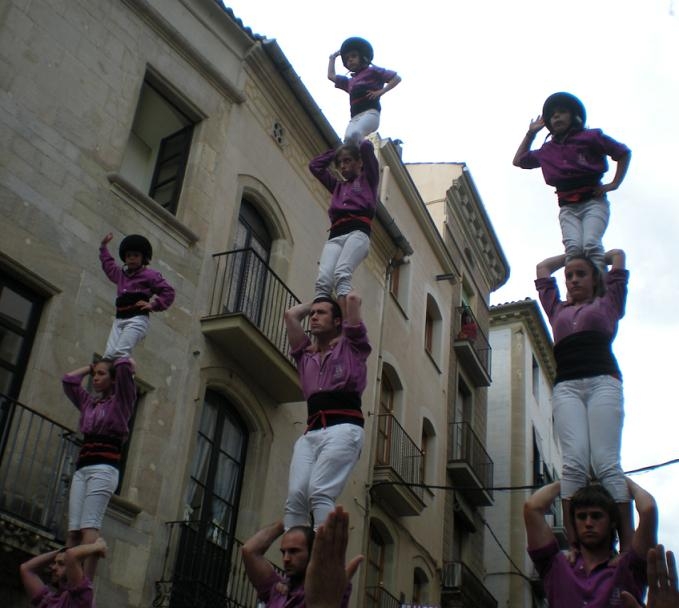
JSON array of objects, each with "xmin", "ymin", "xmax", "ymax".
[
  {"xmin": 344, "ymin": 109, "xmax": 380, "ymax": 145},
  {"xmin": 68, "ymin": 464, "xmax": 119, "ymax": 530},
  {"xmin": 315, "ymin": 231, "xmax": 371, "ymax": 299},
  {"xmin": 552, "ymin": 375, "xmax": 629, "ymax": 502},
  {"xmin": 558, "ymin": 197, "xmax": 610, "ymax": 271},
  {"xmin": 103, "ymin": 315, "xmax": 149, "ymax": 359},
  {"xmin": 284, "ymin": 424, "xmax": 364, "ymax": 529}
]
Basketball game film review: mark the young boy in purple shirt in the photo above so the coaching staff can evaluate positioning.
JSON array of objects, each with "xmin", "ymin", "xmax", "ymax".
[
  {"xmin": 283, "ymin": 291, "xmax": 370, "ymax": 530},
  {"xmin": 524, "ymin": 479, "xmax": 657, "ymax": 608},
  {"xmin": 99, "ymin": 232, "xmax": 175, "ymax": 359},
  {"xmin": 514, "ymin": 92, "xmax": 631, "ymax": 271},
  {"xmin": 328, "ymin": 37, "xmax": 401, "ymax": 145}
]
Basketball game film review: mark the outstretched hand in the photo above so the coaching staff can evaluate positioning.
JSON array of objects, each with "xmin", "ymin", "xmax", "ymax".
[
  {"xmin": 305, "ymin": 506, "xmax": 363, "ymax": 608},
  {"xmin": 527, "ymin": 115, "xmax": 545, "ymax": 134},
  {"xmin": 621, "ymin": 545, "xmax": 679, "ymax": 608},
  {"xmin": 101, "ymin": 232, "xmax": 113, "ymax": 246}
]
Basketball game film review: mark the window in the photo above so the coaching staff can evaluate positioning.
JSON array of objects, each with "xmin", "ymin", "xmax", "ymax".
[
  {"xmin": 424, "ymin": 294, "xmax": 442, "ymax": 362},
  {"xmin": 120, "ymin": 74, "xmax": 198, "ymax": 215},
  {"xmin": 0, "ymin": 273, "xmax": 44, "ymax": 399},
  {"xmin": 532, "ymin": 355, "xmax": 539, "ymax": 400},
  {"xmin": 376, "ymin": 373, "xmax": 395, "ymax": 466},
  {"xmin": 455, "ymin": 378, "xmax": 473, "ymax": 424},
  {"xmin": 390, "ymin": 263, "xmax": 400, "ymax": 298},
  {"xmin": 413, "ymin": 567, "xmax": 430, "ymax": 604},
  {"xmin": 365, "ymin": 523, "xmax": 389, "ymax": 607},
  {"xmin": 389, "ymin": 258, "xmax": 410, "ymax": 312},
  {"xmin": 532, "ymin": 428, "xmax": 543, "ymax": 486},
  {"xmin": 424, "ymin": 311, "xmax": 433, "ymax": 353},
  {"xmin": 420, "ymin": 418, "xmax": 436, "ymax": 484},
  {"xmin": 173, "ymin": 391, "xmax": 248, "ymax": 602}
]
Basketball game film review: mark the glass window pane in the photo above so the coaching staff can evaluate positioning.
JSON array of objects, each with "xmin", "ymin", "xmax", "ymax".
[
  {"xmin": 0, "ymin": 328, "xmax": 23, "ymax": 365},
  {"xmin": 0, "ymin": 367, "xmax": 12, "ymax": 395},
  {"xmin": 0, "ymin": 287, "xmax": 33, "ymax": 330}
]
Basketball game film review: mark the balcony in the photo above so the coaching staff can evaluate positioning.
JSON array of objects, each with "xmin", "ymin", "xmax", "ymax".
[
  {"xmin": 453, "ymin": 306, "xmax": 491, "ymax": 387},
  {"xmin": 441, "ymin": 561, "xmax": 497, "ymax": 608},
  {"xmin": 447, "ymin": 422, "xmax": 493, "ymax": 507},
  {"xmin": 546, "ymin": 495, "xmax": 570, "ymax": 550},
  {"xmin": 371, "ymin": 413, "xmax": 426, "ymax": 516},
  {"xmin": 365, "ymin": 584, "xmax": 401, "ymax": 608},
  {"xmin": 201, "ymin": 248, "xmax": 303, "ymax": 402},
  {"xmin": 153, "ymin": 520, "xmax": 280, "ymax": 608}
]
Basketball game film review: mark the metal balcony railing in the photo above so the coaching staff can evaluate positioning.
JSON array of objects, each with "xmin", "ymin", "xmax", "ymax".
[
  {"xmin": 449, "ymin": 422, "xmax": 493, "ymax": 500},
  {"xmin": 0, "ymin": 394, "xmax": 80, "ymax": 541},
  {"xmin": 442, "ymin": 561, "xmax": 497, "ymax": 608},
  {"xmin": 206, "ymin": 248, "xmax": 302, "ymax": 360},
  {"xmin": 375, "ymin": 413, "xmax": 425, "ymax": 501},
  {"xmin": 364, "ymin": 585, "xmax": 401, "ymax": 608},
  {"xmin": 153, "ymin": 520, "xmax": 281, "ymax": 608},
  {"xmin": 454, "ymin": 305, "xmax": 491, "ymax": 377}
]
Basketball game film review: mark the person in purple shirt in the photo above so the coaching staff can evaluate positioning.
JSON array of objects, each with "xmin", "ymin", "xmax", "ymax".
[
  {"xmin": 99, "ymin": 232, "xmax": 175, "ymax": 359},
  {"xmin": 283, "ymin": 291, "xmax": 370, "ymax": 530},
  {"xmin": 62, "ymin": 358, "xmax": 136, "ymax": 578},
  {"xmin": 524, "ymin": 478, "xmax": 657, "ymax": 608},
  {"xmin": 241, "ymin": 506, "xmax": 361, "ymax": 608},
  {"xmin": 536, "ymin": 249, "xmax": 632, "ymax": 550},
  {"xmin": 514, "ymin": 92, "xmax": 631, "ymax": 271},
  {"xmin": 328, "ymin": 37, "xmax": 401, "ymax": 145},
  {"xmin": 309, "ymin": 139, "xmax": 379, "ymax": 311},
  {"xmin": 20, "ymin": 537, "xmax": 107, "ymax": 608}
]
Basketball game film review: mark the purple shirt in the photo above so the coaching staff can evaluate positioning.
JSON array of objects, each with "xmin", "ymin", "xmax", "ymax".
[
  {"xmin": 535, "ymin": 268, "xmax": 628, "ymax": 345},
  {"xmin": 308, "ymin": 140, "xmax": 380, "ymax": 226},
  {"xmin": 99, "ymin": 245, "xmax": 175, "ymax": 312},
  {"xmin": 255, "ymin": 571, "xmax": 351, "ymax": 608},
  {"xmin": 31, "ymin": 577, "xmax": 94, "ymax": 608},
  {"xmin": 516, "ymin": 128, "xmax": 630, "ymax": 191},
  {"xmin": 291, "ymin": 322, "xmax": 371, "ymax": 401},
  {"xmin": 62, "ymin": 359, "xmax": 137, "ymax": 439},
  {"xmin": 335, "ymin": 65, "xmax": 397, "ymax": 116},
  {"xmin": 529, "ymin": 540, "xmax": 646, "ymax": 608}
]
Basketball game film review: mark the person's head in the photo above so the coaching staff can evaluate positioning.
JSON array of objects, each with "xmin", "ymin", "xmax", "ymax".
[
  {"xmin": 542, "ymin": 92, "xmax": 586, "ymax": 136},
  {"xmin": 564, "ymin": 255, "xmax": 601, "ymax": 304},
  {"xmin": 119, "ymin": 234, "xmax": 152, "ymax": 270},
  {"xmin": 92, "ymin": 358, "xmax": 116, "ymax": 394},
  {"xmin": 570, "ymin": 484, "xmax": 619, "ymax": 551},
  {"xmin": 340, "ymin": 37, "xmax": 373, "ymax": 71},
  {"xmin": 49, "ymin": 548, "xmax": 68, "ymax": 587},
  {"xmin": 334, "ymin": 144, "xmax": 363, "ymax": 180},
  {"xmin": 280, "ymin": 526, "xmax": 314, "ymax": 582},
  {"xmin": 310, "ymin": 297, "xmax": 343, "ymax": 337}
]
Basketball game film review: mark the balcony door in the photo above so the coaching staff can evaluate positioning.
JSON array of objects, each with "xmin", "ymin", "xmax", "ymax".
[
  {"xmin": 172, "ymin": 391, "xmax": 248, "ymax": 605},
  {"xmin": 226, "ymin": 200, "xmax": 272, "ymax": 324},
  {"xmin": 376, "ymin": 374, "xmax": 395, "ymax": 465}
]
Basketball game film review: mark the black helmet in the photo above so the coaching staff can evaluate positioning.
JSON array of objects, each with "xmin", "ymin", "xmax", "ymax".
[
  {"xmin": 340, "ymin": 37, "xmax": 373, "ymax": 69},
  {"xmin": 542, "ymin": 92, "xmax": 586, "ymax": 131},
  {"xmin": 119, "ymin": 234, "xmax": 152, "ymax": 262}
]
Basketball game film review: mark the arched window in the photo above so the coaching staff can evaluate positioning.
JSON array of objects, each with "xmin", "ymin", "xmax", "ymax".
[
  {"xmin": 365, "ymin": 521, "xmax": 393, "ymax": 607},
  {"xmin": 413, "ymin": 567, "xmax": 430, "ymax": 603}
]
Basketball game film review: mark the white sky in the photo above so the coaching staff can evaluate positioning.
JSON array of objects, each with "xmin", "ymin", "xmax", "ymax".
[{"xmin": 224, "ymin": 0, "xmax": 679, "ymax": 563}]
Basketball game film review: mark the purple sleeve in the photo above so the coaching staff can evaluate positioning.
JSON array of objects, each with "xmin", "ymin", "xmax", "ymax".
[
  {"xmin": 149, "ymin": 271, "xmax": 175, "ymax": 312},
  {"xmin": 30, "ymin": 586, "xmax": 49, "ymax": 606},
  {"xmin": 340, "ymin": 582, "xmax": 353, "ymax": 608},
  {"xmin": 113, "ymin": 359, "xmax": 137, "ymax": 423},
  {"xmin": 374, "ymin": 66, "xmax": 397, "ymax": 82},
  {"xmin": 290, "ymin": 334, "xmax": 312, "ymax": 364},
  {"xmin": 359, "ymin": 139, "xmax": 380, "ymax": 190},
  {"xmin": 527, "ymin": 538, "xmax": 560, "ymax": 578},
  {"xmin": 334, "ymin": 75, "xmax": 349, "ymax": 92},
  {"xmin": 342, "ymin": 322, "xmax": 372, "ymax": 360},
  {"xmin": 99, "ymin": 245, "xmax": 122, "ymax": 285},
  {"xmin": 535, "ymin": 277, "xmax": 563, "ymax": 323},
  {"xmin": 515, "ymin": 149, "xmax": 542, "ymax": 169},
  {"xmin": 591, "ymin": 129, "xmax": 630, "ymax": 161},
  {"xmin": 254, "ymin": 570, "xmax": 282, "ymax": 601},
  {"xmin": 602, "ymin": 268, "xmax": 629, "ymax": 320},
  {"xmin": 62, "ymin": 373, "xmax": 89, "ymax": 411},
  {"xmin": 309, "ymin": 149, "xmax": 338, "ymax": 193}
]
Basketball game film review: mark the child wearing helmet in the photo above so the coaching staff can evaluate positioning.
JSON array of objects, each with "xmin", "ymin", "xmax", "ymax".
[
  {"xmin": 328, "ymin": 37, "xmax": 401, "ymax": 145},
  {"xmin": 513, "ymin": 92, "xmax": 631, "ymax": 272},
  {"xmin": 99, "ymin": 232, "xmax": 175, "ymax": 359}
]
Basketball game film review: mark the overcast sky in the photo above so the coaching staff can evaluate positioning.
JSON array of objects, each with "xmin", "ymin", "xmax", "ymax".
[{"xmin": 223, "ymin": 0, "xmax": 679, "ymax": 562}]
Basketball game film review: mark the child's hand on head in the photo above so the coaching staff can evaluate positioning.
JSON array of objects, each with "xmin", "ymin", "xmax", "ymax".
[{"xmin": 528, "ymin": 116, "xmax": 545, "ymax": 134}]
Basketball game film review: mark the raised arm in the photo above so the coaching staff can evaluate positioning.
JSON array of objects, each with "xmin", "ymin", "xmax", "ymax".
[
  {"xmin": 284, "ymin": 302, "xmax": 311, "ymax": 350},
  {"xmin": 524, "ymin": 482, "xmax": 560, "ymax": 550},
  {"xmin": 536, "ymin": 254, "xmax": 567, "ymax": 279},
  {"xmin": 627, "ymin": 477, "xmax": 658, "ymax": 558},
  {"xmin": 99, "ymin": 234, "xmax": 122, "ymax": 283},
  {"xmin": 513, "ymin": 116, "xmax": 544, "ymax": 167},
  {"xmin": 20, "ymin": 549, "xmax": 59, "ymax": 599},
  {"xmin": 64, "ymin": 537, "xmax": 107, "ymax": 586},
  {"xmin": 344, "ymin": 291, "xmax": 362, "ymax": 327},
  {"xmin": 241, "ymin": 521, "xmax": 284, "ymax": 591},
  {"xmin": 327, "ymin": 51, "xmax": 340, "ymax": 83},
  {"xmin": 605, "ymin": 249, "xmax": 626, "ymax": 271}
]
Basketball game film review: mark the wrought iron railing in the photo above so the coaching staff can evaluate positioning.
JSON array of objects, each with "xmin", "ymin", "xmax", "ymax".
[
  {"xmin": 448, "ymin": 421, "xmax": 493, "ymax": 500},
  {"xmin": 364, "ymin": 584, "xmax": 401, "ymax": 608},
  {"xmin": 0, "ymin": 394, "xmax": 80, "ymax": 541},
  {"xmin": 454, "ymin": 306, "xmax": 491, "ymax": 375},
  {"xmin": 153, "ymin": 520, "xmax": 280, "ymax": 608},
  {"xmin": 206, "ymin": 248, "xmax": 302, "ymax": 360},
  {"xmin": 374, "ymin": 413, "xmax": 425, "ymax": 501},
  {"xmin": 442, "ymin": 561, "xmax": 497, "ymax": 608}
]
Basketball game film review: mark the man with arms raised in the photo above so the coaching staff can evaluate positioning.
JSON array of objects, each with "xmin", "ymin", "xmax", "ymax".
[{"xmin": 524, "ymin": 478, "xmax": 657, "ymax": 607}]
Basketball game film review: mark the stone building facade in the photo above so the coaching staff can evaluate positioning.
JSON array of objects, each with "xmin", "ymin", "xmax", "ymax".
[{"xmin": 0, "ymin": 1, "xmax": 507, "ymax": 606}]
